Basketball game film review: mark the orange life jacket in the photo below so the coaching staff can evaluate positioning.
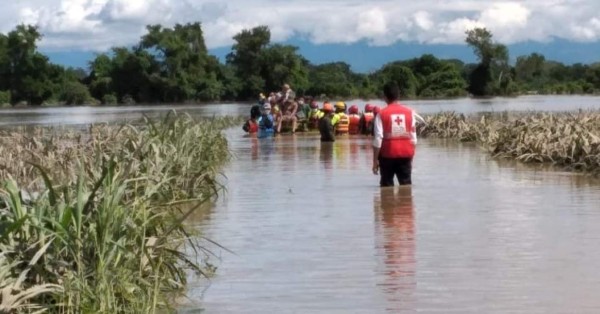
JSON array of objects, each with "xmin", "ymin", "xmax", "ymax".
[
  {"xmin": 348, "ymin": 114, "xmax": 361, "ymax": 135},
  {"xmin": 335, "ymin": 113, "xmax": 350, "ymax": 135}
]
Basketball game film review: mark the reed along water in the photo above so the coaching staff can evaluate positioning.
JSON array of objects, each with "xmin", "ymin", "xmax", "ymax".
[{"xmin": 4, "ymin": 97, "xmax": 599, "ymax": 313}]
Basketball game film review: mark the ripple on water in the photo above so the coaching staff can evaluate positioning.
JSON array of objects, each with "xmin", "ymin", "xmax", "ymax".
[{"xmin": 183, "ymin": 131, "xmax": 600, "ymax": 314}]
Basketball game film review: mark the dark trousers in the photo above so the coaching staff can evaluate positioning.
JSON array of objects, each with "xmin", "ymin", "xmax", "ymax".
[{"xmin": 379, "ymin": 157, "xmax": 412, "ymax": 187}]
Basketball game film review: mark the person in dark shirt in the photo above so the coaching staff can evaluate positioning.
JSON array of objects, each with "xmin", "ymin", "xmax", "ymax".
[{"xmin": 319, "ymin": 102, "xmax": 335, "ymax": 142}]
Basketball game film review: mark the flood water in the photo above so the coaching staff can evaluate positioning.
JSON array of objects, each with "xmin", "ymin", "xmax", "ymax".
[
  {"xmin": 180, "ymin": 133, "xmax": 600, "ymax": 311},
  {"xmin": 5, "ymin": 96, "xmax": 600, "ymax": 313},
  {"xmin": 1, "ymin": 94, "xmax": 600, "ymax": 126}
]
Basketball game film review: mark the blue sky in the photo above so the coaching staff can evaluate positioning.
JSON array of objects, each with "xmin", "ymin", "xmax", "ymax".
[{"xmin": 5, "ymin": 0, "xmax": 600, "ymax": 72}]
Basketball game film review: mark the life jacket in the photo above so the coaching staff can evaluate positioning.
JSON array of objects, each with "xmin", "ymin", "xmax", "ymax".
[
  {"xmin": 309, "ymin": 109, "xmax": 323, "ymax": 129},
  {"xmin": 348, "ymin": 114, "xmax": 361, "ymax": 135},
  {"xmin": 335, "ymin": 113, "xmax": 350, "ymax": 135},
  {"xmin": 379, "ymin": 104, "xmax": 416, "ymax": 159},
  {"xmin": 243, "ymin": 119, "xmax": 259, "ymax": 133}
]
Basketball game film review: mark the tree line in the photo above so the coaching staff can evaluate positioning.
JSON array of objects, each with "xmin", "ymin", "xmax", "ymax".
[{"xmin": 0, "ymin": 23, "xmax": 599, "ymax": 106}]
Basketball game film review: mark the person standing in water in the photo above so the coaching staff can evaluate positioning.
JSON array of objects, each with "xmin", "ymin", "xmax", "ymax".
[
  {"xmin": 319, "ymin": 102, "xmax": 335, "ymax": 142},
  {"xmin": 257, "ymin": 103, "xmax": 275, "ymax": 138},
  {"xmin": 372, "ymin": 83, "xmax": 420, "ymax": 187}
]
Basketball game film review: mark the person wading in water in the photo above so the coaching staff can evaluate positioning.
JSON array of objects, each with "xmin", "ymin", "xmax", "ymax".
[{"xmin": 372, "ymin": 82, "xmax": 421, "ymax": 187}]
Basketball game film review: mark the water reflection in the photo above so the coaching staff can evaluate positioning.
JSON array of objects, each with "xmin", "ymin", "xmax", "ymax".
[
  {"xmin": 374, "ymin": 187, "xmax": 416, "ymax": 312},
  {"xmin": 318, "ymin": 142, "xmax": 333, "ymax": 171}
]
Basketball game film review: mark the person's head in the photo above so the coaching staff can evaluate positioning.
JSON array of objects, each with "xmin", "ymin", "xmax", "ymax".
[
  {"xmin": 373, "ymin": 106, "xmax": 381, "ymax": 115},
  {"xmin": 251, "ymin": 105, "xmax": 261, "ymax": 119},
  {"xmin": 297, "ymin": 97, "xmax": 304, "ymax": 105},
  {"xmin": 335, "ymin": 101, "xmax": 346, "ymax": 113},
  {"xmin": 365, "ymin": 104, "xmax": 373, "ymax": 113},
  {"xmin": 262, "ymin": 103, "xmax": 272, "ymax": 114},
  {"xmin": 283, "ymin": 84, "xmax": 290, "ymax": 92},
  {"xmin": 310, "ymin": 101, "xmax": 319, "ymax": 109},
  {"xmin": 322, "ymin": 102, "xmax": 334, "ymax": 115},
  {"xmin": 349, "ymin": 105, "xmax": 359, "ymax": 115},
  {"xmin": 383, "ymin": 82, "xmax": 400, "ymax": 103}
]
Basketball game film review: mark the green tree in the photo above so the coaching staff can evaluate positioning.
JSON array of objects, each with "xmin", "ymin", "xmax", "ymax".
[
  {"xmin": 140, "ymin": 23, "xmax": 213, "ymax": 102},
  {"xmin": 374, "ymin": 63, "xmax": 418, "ymax": 98},
  {"xmin": 515, "ymin": 53, "xmax": 546, "ymax": 90},
  {"xmin": 226, "ymin": 26, "xmax": 270, "ymax": 99},
  {"xmin": 465, "ymin": 28, "xmax": 510, "ymax": 96},
  {"xmin": 87, "ymin": 53, "xmax": 114, "ymax": 100},
  {"xmin": 260, "ymin": 44, "xmax": 309, "ymax": 95},
  {"xmin": 307, "ymin": 62, "xmax": 358, "ymax": 98}
]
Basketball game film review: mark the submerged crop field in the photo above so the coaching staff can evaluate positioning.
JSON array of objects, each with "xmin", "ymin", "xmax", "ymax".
[
  {"xmin": 417, "ymin": 111, "xmax": 600, "ymax": 175},
  {"xmin": 0, "ymin": 112, "xmax": 241, "ymax": 313}
]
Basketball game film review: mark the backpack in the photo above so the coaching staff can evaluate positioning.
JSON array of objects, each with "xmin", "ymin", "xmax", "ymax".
[{"xmin": 259, "ymin": 114, "xmax": 274, "ymax": 129}]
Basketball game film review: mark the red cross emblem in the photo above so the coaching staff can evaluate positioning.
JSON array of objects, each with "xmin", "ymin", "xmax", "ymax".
[{"xmin": 394, "ymin": 116, "xmax": 403, "ymax": 125}]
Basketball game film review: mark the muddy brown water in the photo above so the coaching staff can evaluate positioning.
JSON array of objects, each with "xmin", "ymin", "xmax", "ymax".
[
  {"xmin": 178, "ymin": 131, "xmax": 600, "ymax": 314},
  {"xmin": 4, "ymin": 96, "xmax": 600, "ymax": 313}
]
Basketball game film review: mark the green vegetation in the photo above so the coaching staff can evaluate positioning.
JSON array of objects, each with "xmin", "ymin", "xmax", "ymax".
[
  {"xmin": 418, "ymin": 111, "xmax": 600, "ymax": 175},
  {"xmin": 0, "ymin": 23, "xmax": 599, "ymax": 106},
  {"xmin": 0, "ymin": 113, "xmax": 241, "ymax": 313}
]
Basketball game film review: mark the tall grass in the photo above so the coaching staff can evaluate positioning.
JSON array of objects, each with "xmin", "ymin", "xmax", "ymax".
[
  {"xmin": 417, "ymin": 111, "xmax": 600, "ymax": 175},
  {"xmin": 0, "ymin": 112, "xmax": 241, "ymax": 313}
]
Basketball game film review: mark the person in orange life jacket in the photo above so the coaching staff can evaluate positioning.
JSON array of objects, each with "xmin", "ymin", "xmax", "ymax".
[
  {"xmin": 319, "ymin": 102, "xmax": 336, "ymax": 142},
  {"xmin": 372, "ymin": 83, "xmax": 421, "ymax": 187},
  {"xmin": 332, "ymin": 102, "xmax": 350, "ymax": 135},
  {"xmin": 359, "ymin": 104, "xmax": 375, "ymax": 135},
  {"xmin": 347, "ymin": 105, "xmax": 361, "ymax": 135}
]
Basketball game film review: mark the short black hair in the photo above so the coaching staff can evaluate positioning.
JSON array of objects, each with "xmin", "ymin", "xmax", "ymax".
[{"xmin": 383, "ymin": 82, "xmax": 400, "ymax": 102}]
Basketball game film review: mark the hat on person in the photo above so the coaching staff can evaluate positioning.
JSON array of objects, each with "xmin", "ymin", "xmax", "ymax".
[{"xmin": 322, "ymin": 102, "xmax": 334, "ymax": 112}]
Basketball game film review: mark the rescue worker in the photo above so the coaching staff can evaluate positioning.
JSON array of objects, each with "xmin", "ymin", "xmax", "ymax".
[
  {"xmin": 257, "ymin": 103, "xmax": 275, "ymax": 138},
  {"xmin": 372, "ymin": 82, "xmax": 420, "ymax": 187},
  {"xmin": 348, "ymin": 105, "xmax": 361, "ymax": 135},
  {"xmin": 359, "ymin": 104, "xmax": 375, "ymax": 135},
  {"xmin": 308, "ymin": 101, "xmax": 324, "ymax": 130},
  {"xmin": 319, "ymin": 102, "xmax": 335, "ymax": 142},
  {"xmin": 331, "ymin": 101, "xmax": 349, "ymax": 135}
]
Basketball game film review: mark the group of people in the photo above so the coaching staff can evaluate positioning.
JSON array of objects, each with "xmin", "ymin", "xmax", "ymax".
[
  {"xmin": 243, "ymin": 82, "xmax": 424, "ymax": 187},
  {"xmin": 242, "ymin": 84, "xmax": 383, "ymax": 141}
]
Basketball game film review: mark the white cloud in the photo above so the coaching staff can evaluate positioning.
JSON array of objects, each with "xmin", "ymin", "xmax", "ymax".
[
  {"xmin": 1, "ymin": 0, "xmax": 599, "ymax": 51},
  {"xmin": 413, "ymin": 11, "xmax": 434, "ymax": 31}
]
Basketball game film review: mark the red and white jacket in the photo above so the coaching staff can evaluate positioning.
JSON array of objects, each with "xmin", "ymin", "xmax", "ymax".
[{"xmin": 372, "ymin": 103, "xmax": 419, "ymax": 158}]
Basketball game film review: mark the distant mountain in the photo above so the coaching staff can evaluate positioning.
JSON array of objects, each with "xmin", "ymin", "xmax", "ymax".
[{"xmin": 43, "ymin": 37, "xmax": 600, "ymax": 73}]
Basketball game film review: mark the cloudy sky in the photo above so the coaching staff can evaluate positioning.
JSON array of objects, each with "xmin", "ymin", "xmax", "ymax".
[{"xmin": 2, "ymin": 0, "xmax": 599, "ymax": 70}]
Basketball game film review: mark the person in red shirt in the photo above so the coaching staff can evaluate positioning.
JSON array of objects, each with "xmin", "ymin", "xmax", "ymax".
[{"xmin": 372, "ymin": 83, "xmax": 421, "ymax": 187}]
